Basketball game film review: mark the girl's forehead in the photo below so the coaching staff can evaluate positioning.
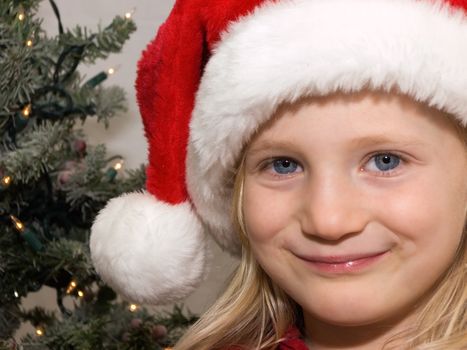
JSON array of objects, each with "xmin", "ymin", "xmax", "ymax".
[
  {"xmin": 249, "ymin": 90, "xmax": 463, "ymax": 149},
  {"xmin": 277, "ymin": 90, "xmax": 439, "ymax": 117}
]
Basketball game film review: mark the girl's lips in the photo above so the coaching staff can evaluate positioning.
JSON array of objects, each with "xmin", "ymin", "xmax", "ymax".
[{"xmin": 298, "ymin": 251, "xmax": 390, "ymax": 274}]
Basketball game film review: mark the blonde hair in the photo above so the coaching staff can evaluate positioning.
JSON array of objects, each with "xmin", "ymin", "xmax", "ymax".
[
  {"xmin": 396, "ymin": 229, "xmax": 466, "ymax": 349},
  {"xmin": 174, "ymin": 159, "xmax": 297, "ymax": 350},
  {"xmin": 397, "ymin": 112, "xmax": 467, "ymax": 348},
  {"xmin": 174, "ymin": 126, "xmax": 467, "ymax": 350}
]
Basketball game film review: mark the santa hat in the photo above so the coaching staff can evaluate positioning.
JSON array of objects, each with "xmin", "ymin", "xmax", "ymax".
[{"xmin": 90, "ymin": 0, "xmax": 467, "ymax": 305}]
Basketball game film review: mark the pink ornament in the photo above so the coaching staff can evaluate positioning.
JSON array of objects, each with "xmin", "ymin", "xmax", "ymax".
[
  {"xmin": 121, "ymin": 332, "xmax": 130, "ymax": 342},
  {"xmin": 151, "ymin": 324, "xmax": 168, "ymax": 340},
  {"xmin": 130, "ymin": 318, "xmax": 142, "ymax": 329},
  {"xmin": 58, "ymin": 170, "xmax": 73, "ymax": 185},
  {"xmin": 73, "ymin": 139, "xmax": 87, "ymax": 155}
]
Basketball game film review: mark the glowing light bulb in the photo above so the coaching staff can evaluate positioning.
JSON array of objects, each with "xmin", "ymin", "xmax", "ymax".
[
  {"xmin": 35, "ymin": 327, "xmax": 44, "ymax": 336},
  {"xmin": 129, "ymin": 304, "xmax": 138, "ymax": 312},
  {"xmin": 105, "ymin": 159, "xmax": 124, "ymax": 181},
  {"xmin": 114, "ymin": 160, "xmax": 123, "ymax": 171},
  {"xmin": 10, "ymin": 215, "xmax": 25, "ymax": 232},
  {"xmin": 124, "ymin": 8, "xmax": 135, "ymax": 19},
  {"xmin": 22, "ymin": 104, "xmax": 32, "ymax": 117},
  {"xmin": 66, "ymin": 280, "xmax": 78, "ymax": 294},
  {"xmin": 17, "ymin": 5, "xmax": 25, "ymax": 21},
  {"xmin": 1, "ymin": 175, "xmax": 11, "ymax": 187},
  {"xmin": 107, "ymin": 65, "xmax": 120, "ymax": 76},
  {"xmin": 77, "ymin": 290, "xmax": 84, "ymax": 298},
  {"xmin": 9, "ymin": 215, "xmax": 43, "ymax": 251},
  {"xmin": 26, "ymin": 39, "xmax": 33, "ymax": 47},
  {"xmin": 14, "ymin": 291, "xmax": 19, "ymax": 298}
]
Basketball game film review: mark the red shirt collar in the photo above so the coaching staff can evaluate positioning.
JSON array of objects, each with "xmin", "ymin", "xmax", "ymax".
[
  {"xmin": 225, "ymin": 326, "xmax": 309, "ymax": 350},
  {"xmin": 278, "ymin": 327, "xmax": 309, "ymax": 350}
]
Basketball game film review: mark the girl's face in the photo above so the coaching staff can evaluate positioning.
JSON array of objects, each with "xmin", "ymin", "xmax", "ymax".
[{"xmin": 242, "ymin": 91, "xmax": 466, "ymax": 328}]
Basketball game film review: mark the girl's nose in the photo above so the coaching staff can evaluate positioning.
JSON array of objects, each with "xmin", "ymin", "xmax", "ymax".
[{"xmin": 300, "ymin": 174, "xmax": 369, "ymax": 241}]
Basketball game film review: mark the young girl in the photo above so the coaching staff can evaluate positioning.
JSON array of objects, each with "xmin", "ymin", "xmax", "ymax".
[{"xmin": 90, "ymin": 0, "xmax": 467, "ymax": 349}]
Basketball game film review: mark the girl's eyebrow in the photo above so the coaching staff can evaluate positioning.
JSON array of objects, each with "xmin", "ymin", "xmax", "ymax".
[
  {"xmin": 348, "ymin": 135, "xmax": 426, "ymax": 149},
  {"xmin": 246, "ymin": 140, "xmax": 299, "ymax": 156},
  {"xmin": 246, "ymin": 135, "xmax": 426, "ymax": 156}
]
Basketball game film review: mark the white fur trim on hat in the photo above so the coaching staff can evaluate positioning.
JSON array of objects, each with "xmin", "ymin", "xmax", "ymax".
[
  {"xmin": 187, "ymin": 0, "xmax": 467, "ymax": 254},
  {"xmin": 90, "ymin": 192, "xmax": 208, "ymax": 304}
]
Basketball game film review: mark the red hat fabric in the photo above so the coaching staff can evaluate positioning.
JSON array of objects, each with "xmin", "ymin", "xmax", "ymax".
[{"xmin": 90, "ymin": 0, "xmax": 467, "ymax": 305}]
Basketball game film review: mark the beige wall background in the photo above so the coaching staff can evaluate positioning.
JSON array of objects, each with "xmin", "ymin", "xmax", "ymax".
[{"xmin": 17, "ymin": 0, "xmax": 238, "ymax": 338}]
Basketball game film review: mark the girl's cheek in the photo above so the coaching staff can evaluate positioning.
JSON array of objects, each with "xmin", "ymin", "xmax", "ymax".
[
  {"xmin": 372, "ymin": 167, "xmax": 464, "ymax": 254},
  {"xmin": 243, "ymin": 181, "xmax": 299, "ymax": 242}
]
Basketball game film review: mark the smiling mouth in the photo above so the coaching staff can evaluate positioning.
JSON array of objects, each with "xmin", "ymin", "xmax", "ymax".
[{"xmin": 299, "ymin": 251, "xmax": 390, "ymax": 274}]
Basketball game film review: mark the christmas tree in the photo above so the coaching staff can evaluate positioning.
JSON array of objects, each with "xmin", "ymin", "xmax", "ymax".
[{"xmin": 0, "ymin": 1, "xmax": 197, "ymax": 348}]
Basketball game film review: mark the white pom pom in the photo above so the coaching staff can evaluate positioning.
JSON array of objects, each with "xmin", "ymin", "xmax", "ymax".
[{"xmin": 90, "ymin": 192, "xmax": 208, "ymax": 304}]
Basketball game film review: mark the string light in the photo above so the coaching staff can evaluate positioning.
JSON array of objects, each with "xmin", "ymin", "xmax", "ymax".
[
  {"xmin": 84, "ymin": 66, "xmax": 119, "ymax": 88},
  {"xmin": 13, "ymin": 291, "xmax": 19, "ymax": 298},
  {"xmin": 129, "ymin": 303, "xmax": 138, "ymax": 312},
  {"xmin": 25, "ymin": 29, "xmax": 35, "ymax": 48},
  {"xmin": 105, "ymin": 159, "xmax": 124, "ymax": 181},
  {"xmin": 22, "ymin": 104, "xmax": 32, "ymax": 117},
  {"xmin": 1, "ymin": 175, "xmax": 12, "ymax": 189},
  {"xmin": 35, "ymin": 327, "xmax": 44, "ymax": 336},
  {"xmin": 13, "ymin": 104, "xmax": 32, "ymax": 132},
  {"xmin": 17, "ymin": 6, "xmax": 25, "ymax": 21},
  {"xmin": 114, "ymin": 160, "xmax": 123, "ymax": 171},
  {"xmin": 66, "ymin": 280, "xmax": 78, "ymax": 294},
  {"xmin": 107, "ymin": 65, "xmax": 120, "ymax": 76},
  {"xmin": 124, "ymin": 8, "xmax": 135, "ymax": 19},
  {"xmin": 10, "ymin": 215, "xmax": 25, "ymax": 232},
  {"xmin": 9, "ymin": 215, "xmax": 44, "ymax": 251},
  {"xmin": 77, "ymin": 290, "xmax": 85, "ymax": 298}
]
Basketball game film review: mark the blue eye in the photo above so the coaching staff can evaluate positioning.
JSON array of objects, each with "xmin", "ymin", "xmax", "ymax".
[
  {"xmin": 272, "ymin": 158, "xmax": 299, "ymax": 175},
  {"xmin": 371, "ymin": 154, "xmax": 401, "ymax": 172}
]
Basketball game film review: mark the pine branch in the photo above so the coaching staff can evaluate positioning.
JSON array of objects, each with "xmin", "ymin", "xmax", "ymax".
[
  {"xmin": 40, "ymin": 239, "xmax": 94, "ymax": 283},
  {"xmin": 61, "ymin": 145, "xmax": 145, "ymax": 216},
  {"xmin": 0, "ymin": 121, "xmax": 73, "ymax": 183},
  {"xmin": 20, "ymin": 307, "xmax": 56, "ymax": 329},
  {"xmin": 60, "ymin": 16, "xmax": 136, "ymax": 64},
  {"xmin": 20, "ymin": 302, "xmax": 197, "ymax": 350},
  {"xmin": 0, "ymin": 303, "xmax": 21, "ymax": 339},
  {"xmin": 93, "ymin": 86, "xmax": 127, "ymax": 128},
  {"xmin": 0, "ymin": 10, "xmax": 50, "ymax": 110}
]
